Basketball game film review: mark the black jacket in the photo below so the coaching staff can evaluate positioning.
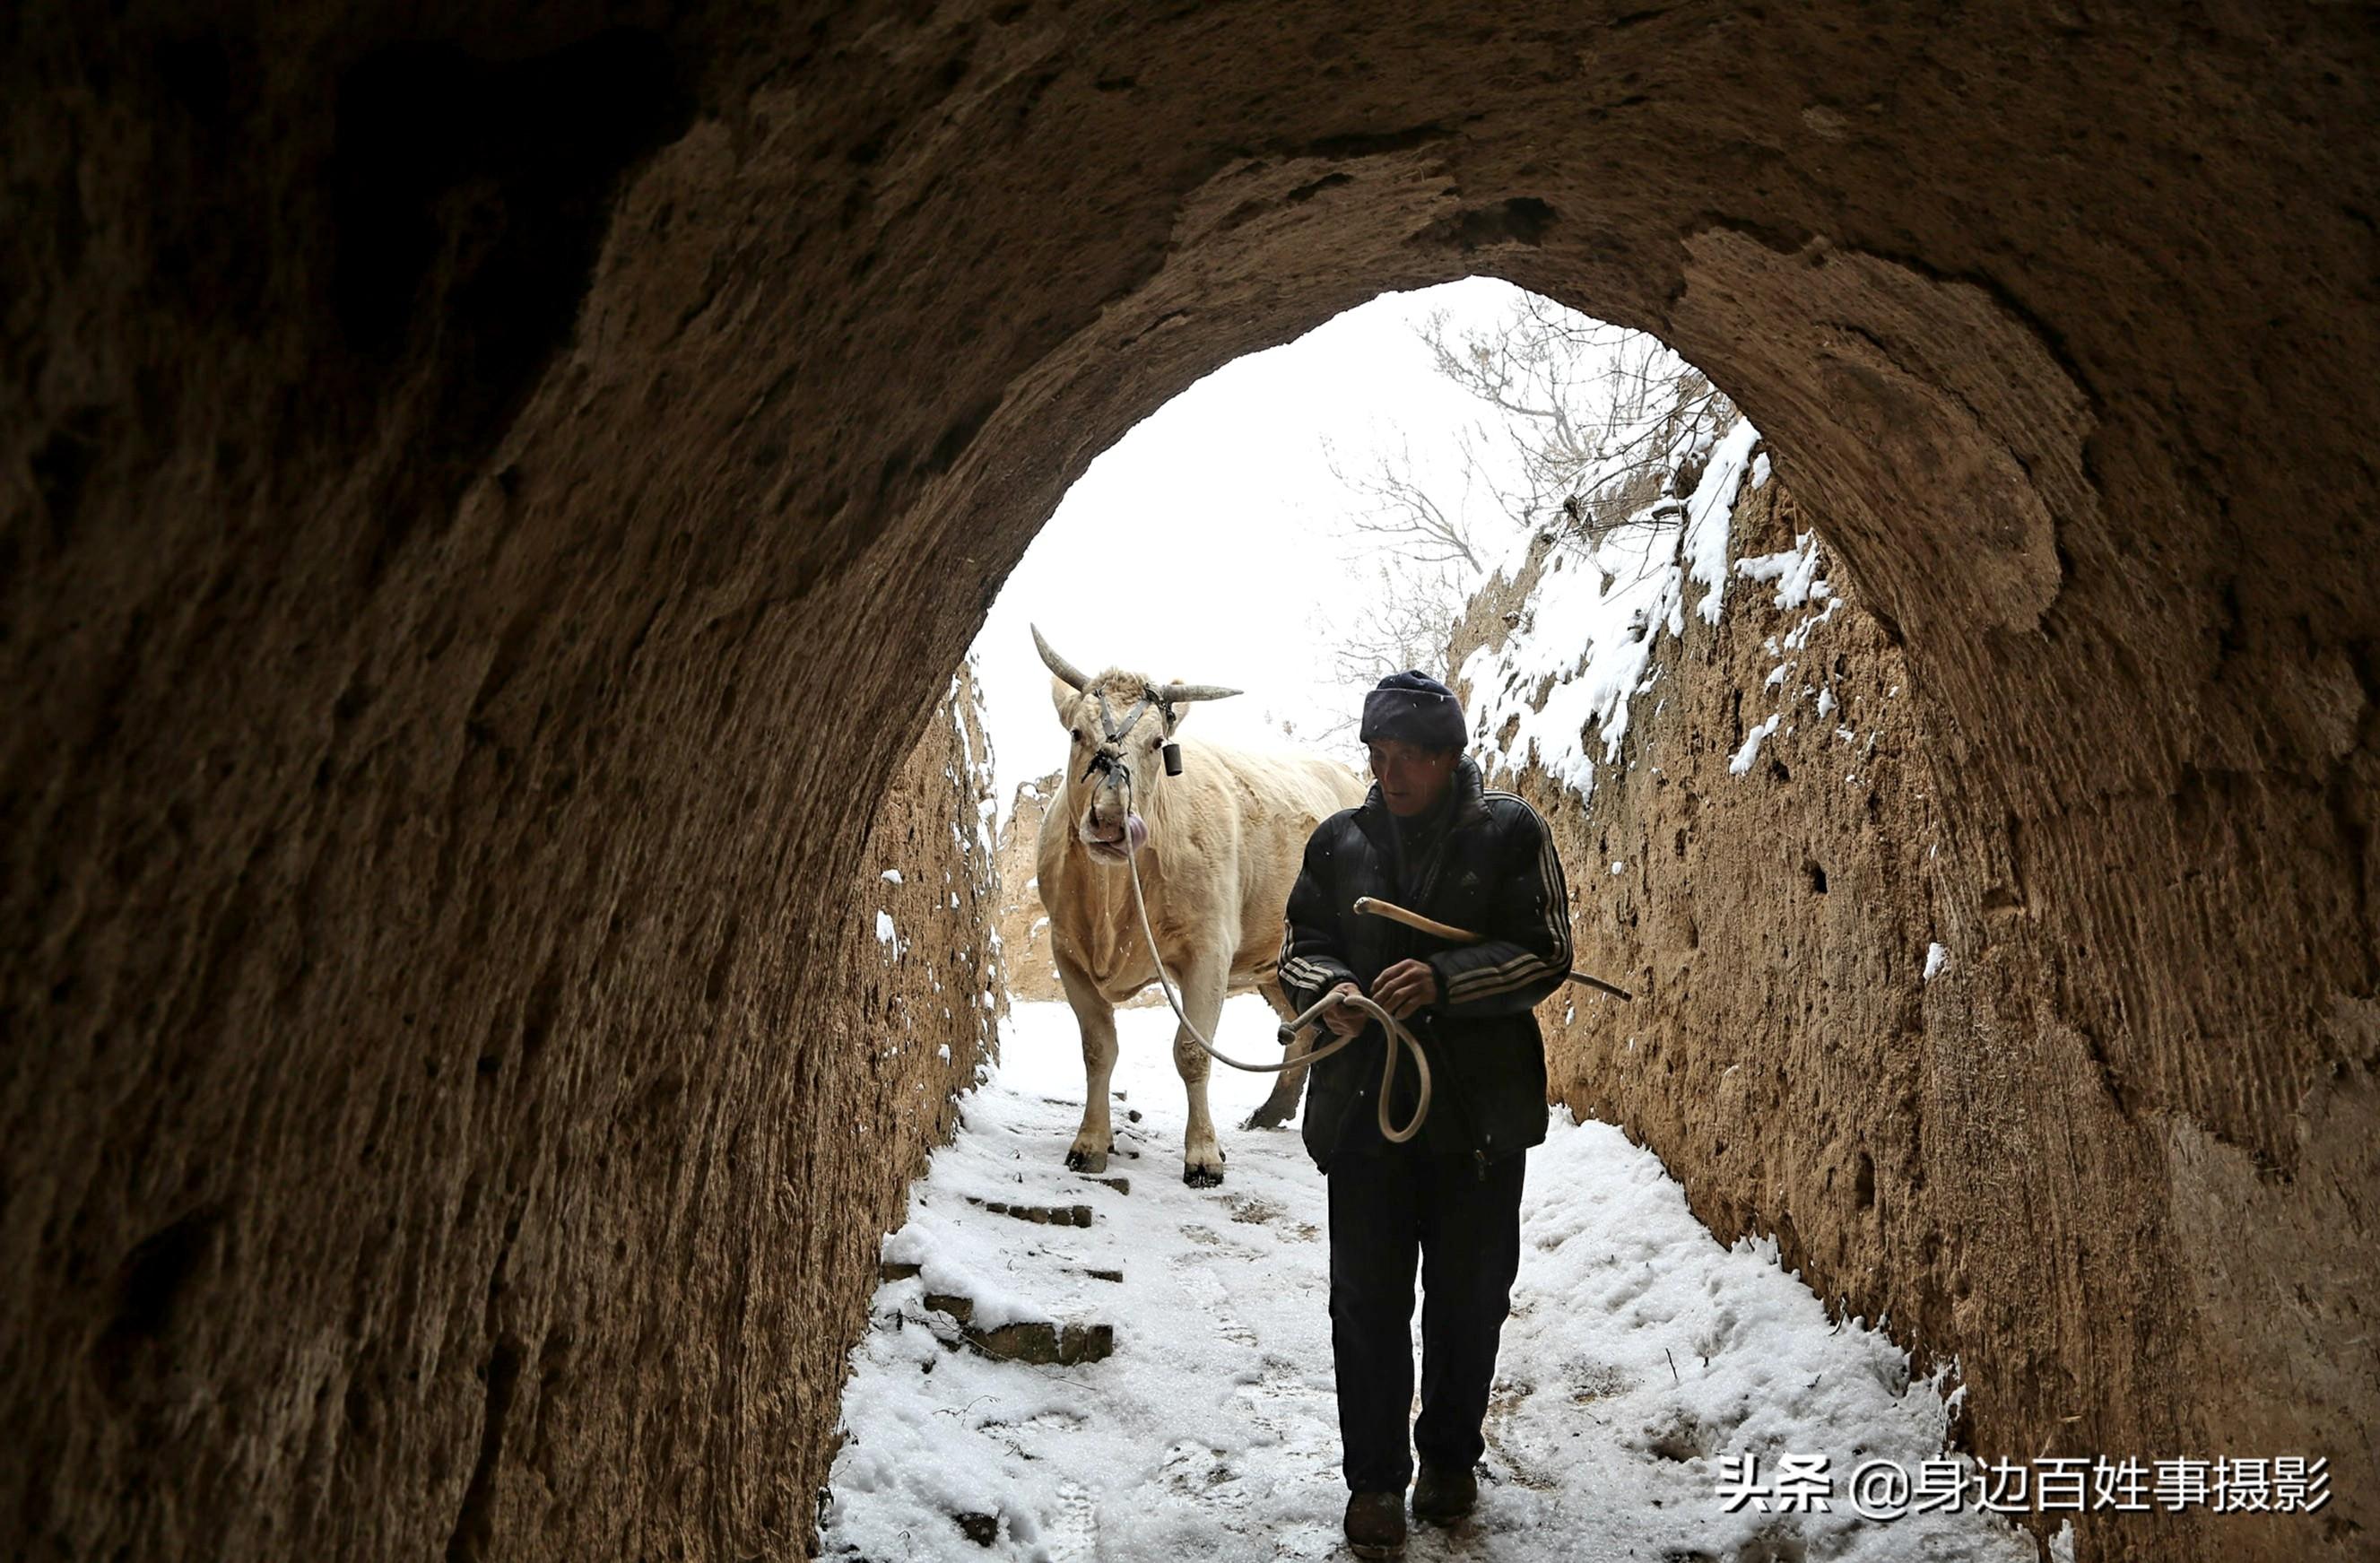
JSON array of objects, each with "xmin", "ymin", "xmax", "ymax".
[{"xmin": 1277, "ymin": 756, "xmax": 1574, "ymax": 1172}]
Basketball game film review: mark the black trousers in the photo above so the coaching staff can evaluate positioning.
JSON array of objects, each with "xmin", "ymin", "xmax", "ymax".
[{"xmin": 1325, "ymin": 1142, "xmax": 1526, "ymax": 1493}]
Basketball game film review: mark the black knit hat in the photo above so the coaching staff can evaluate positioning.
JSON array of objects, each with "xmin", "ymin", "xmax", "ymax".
[{"xmin": 1359, "ymin": 670, "xmax": 1466, "ymax": 751}]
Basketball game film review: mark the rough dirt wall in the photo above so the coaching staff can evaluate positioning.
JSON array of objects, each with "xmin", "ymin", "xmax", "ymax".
[
  {"xmin": 842, "ymin": 667, "xmax": 1009, "ymax": 1165},
  {"xmin": 3, "ymin": 4, "xmax": 2373, "ymax": 1561},
  {"xmin": 6, "ymin": 644, "xmax": 1002, "ymax": 1562},
  {"xmin": 1455, "ymin": 469, "xmax": 2376, "ymax": 1561},
  {"xmin": 993, "ymin": 775, "xmax": 1065, "ymax": 1004},
  {"xmin": 814, "ymin": 667, "xmax": 1008, "ymax": 1524}
]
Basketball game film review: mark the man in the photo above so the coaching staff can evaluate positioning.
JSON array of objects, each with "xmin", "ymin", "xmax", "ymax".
[{"xmin": 1277, "ymin": 670, "xmax": 1574, "ymax": 1559}]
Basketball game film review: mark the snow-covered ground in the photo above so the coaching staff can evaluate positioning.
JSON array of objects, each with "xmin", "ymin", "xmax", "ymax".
[{"xmin": 820, "ymin": 998, "xmax": 2049, "ymax": 1563}]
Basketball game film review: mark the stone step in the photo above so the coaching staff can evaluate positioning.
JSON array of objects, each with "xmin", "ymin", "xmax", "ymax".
[
  {"xmin": 879, "ymin": 1260, "xmax": 1121, "ymax": 1284},
  {"xmin": 922, "ymin": 1292, "xmax": 1115, "ymax": 1365},
  {"xmin": 965, "ymin": 1196, "xmax": 1093, "ymax": 1227}
]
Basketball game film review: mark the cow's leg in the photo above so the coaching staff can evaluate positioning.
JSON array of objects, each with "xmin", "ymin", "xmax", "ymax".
[
  {"xmin": 1241, "ymin": 971, "xmax": 1316, "ymax": 1132},
  {"xmin": 1054, "ymin": 954, "xmax": 1119, "ymax": 1174},
  {"xmin": 1171, "ymin": 953, "xmax": 1232, "ymax": 1187}
]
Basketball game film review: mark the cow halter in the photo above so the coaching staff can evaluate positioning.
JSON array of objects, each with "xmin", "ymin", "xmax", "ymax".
[{"xmin": 1080, "ymin": 690, "xmax": 1183, "ymax": 784}]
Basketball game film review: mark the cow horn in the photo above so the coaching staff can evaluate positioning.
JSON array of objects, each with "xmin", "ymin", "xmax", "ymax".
[
  {"xmin": 1031, "ymin": 624, "xmax": 1089, "ymax": 690},
  {"xmin": 1156, "ymin": 682, "xmax": 1242, "ymax": 703}
]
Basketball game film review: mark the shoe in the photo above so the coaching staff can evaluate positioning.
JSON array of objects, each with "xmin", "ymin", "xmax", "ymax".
[
  {"xmin": 1412, "ymin": 1461, "xmax": 1478, "ymax": 1524},
  {"xmin": 1343, "ymin": 1489, "xmax": 1407, "ymax": 1558}
]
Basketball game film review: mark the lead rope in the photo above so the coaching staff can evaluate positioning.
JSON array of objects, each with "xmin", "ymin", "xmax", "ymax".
[{"xmin": 1116, "ymin": 782, "xmax": 1431, "ymax": 1144}]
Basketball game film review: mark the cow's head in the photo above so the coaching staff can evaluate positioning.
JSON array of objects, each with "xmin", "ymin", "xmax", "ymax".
[{"xmin": 1034, "ymin": 624, "xmax": 1238, "ymax": 864}]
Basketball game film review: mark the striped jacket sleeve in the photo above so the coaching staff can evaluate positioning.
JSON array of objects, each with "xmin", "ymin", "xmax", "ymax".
[
  {"xmin": 1278, "ymin": 824, "xmax": 1359, "ymax": 1012},
  {"xmin": 1425, "ymin": 798, "xmax": 1573, "ymax": 1017}
]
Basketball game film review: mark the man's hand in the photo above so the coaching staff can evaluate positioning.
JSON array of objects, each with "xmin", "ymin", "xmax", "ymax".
[
  {"xmin": 1371, "ymin": 959, "xmax": 1439, "ymax": 1020},
  {"xmin": 1321, "ymin": 982, "xmax": 1367, "ymax": 1039}
]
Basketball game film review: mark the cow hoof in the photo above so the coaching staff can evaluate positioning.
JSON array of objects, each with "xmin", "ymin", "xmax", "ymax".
[
  {"xmin": 1065, "ymin": 1147, "xmax": 1109, "ymax": 1174},
  {"xmin": 1182, "ymin": 1165, "xmax": 1224, "ymax": 1189},
  {"xmin": 1240, "ymin": 1107, "xmax": 1288, "ymax": 1132}
]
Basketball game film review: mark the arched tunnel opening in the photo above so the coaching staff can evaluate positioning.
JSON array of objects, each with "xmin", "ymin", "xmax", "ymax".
[
  {"xmin": 3, "ymin": 6, "xmax": 2372, "ymax": 1563},
  {"xmin": 839, "ymin": 281, "xmax": 2030, "ymax": 1559}
]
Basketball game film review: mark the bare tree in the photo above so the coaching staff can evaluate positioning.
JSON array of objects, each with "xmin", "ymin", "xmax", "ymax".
[
  {"xmin": 1417, "ymin": 298, "xmax": 1736, "ymax": 549},
  {"xmin": 1325, "ymin": 431, "xmax": 1488, "ymax": 573},
  {"xmin": 1285, "ymin": 556, "xmax": 1472, "ymax": 746},
  {"xmin": 1331, "ymin": 558, "xmax": 1467, "ymax": 682},
  {"xmin": 1318, "ymin": 293, "xmax": 1740, "ymax": 726}
]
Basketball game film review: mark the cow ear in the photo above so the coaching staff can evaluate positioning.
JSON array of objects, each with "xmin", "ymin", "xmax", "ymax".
[
  {"xmin": 1049, "ymin": 678, "xmax": 1078, "ymax": 723},
  {"xmin": 1163, "ymin": 700, "xmax": 1188, "ymax": 734}
]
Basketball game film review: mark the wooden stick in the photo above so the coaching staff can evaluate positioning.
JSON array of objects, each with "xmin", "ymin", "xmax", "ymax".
[
  {"xmin": 1352, "ymin": 895, "xmax": 1477, "ymax": 943},
  {"xmin": 1352, "ymin": 895, "xmax": 1634, "ymax": 1002},
  {"xmin": 1568, "ymin": 970, "xmax": 1635, "ymax": 1002}
]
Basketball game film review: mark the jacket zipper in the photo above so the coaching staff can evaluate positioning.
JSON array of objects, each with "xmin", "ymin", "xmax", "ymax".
[{"xmin": 1385, "ymin": 804, "xmax": 1494, "ymax": 1174}]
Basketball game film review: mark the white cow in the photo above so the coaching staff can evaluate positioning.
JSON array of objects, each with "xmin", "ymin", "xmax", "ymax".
[{"xmin": 1031, "ymin": 627, "xmax": 1366, "ymax": 1186}]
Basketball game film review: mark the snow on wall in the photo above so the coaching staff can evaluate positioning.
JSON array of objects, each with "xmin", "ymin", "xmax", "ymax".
[
  {"xmin": 1458, "ymin": 420, "xmax": 1866, "ymax": 806},
  {"xmin": 1728, "ymin": 713, "xmax": 1783, "ymax": 776},
  {"xmin": 1735, "ymin": 529, "xmax": 1832, "ymax": 612},
  {"xmin": 1460, "ymin": 419, "xmax": 1774, "ymax": 802}
]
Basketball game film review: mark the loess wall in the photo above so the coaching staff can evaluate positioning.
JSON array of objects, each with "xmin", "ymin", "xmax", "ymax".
[
  {"xmin": 3, "ymin": 4, "xmax": 2372, "ymax": 1560},
  {"xmin": 6, "ymin": 628, "xmax": 1003, "ymax": 1561},
  {"xmin": 992, "ymin": 774, "xmax": 1066, "ymax": 1004},
  {"xmin": 807, "ymin": 667, "xmax": 1009, "ymax": 1536},
  {"xmin": 1457, "ymin": 467, "xmax": 2377, "ymax": 1561}
]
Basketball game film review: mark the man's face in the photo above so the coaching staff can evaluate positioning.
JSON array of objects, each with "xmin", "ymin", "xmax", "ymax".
[{"xmin": 1367, "ymin": 740, "xmax": 1459, "ymax": 817}]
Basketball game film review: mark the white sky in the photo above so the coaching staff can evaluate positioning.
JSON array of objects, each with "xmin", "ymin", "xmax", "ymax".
[{"xmin": 970, "ymin": 277, "xmax": 1540, "ymax": 817}]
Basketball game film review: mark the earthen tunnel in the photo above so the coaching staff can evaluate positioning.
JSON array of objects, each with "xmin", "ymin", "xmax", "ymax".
[{"xmin": 4, "ymin": 4, "xmax": 2373, "ymax": 1560}]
